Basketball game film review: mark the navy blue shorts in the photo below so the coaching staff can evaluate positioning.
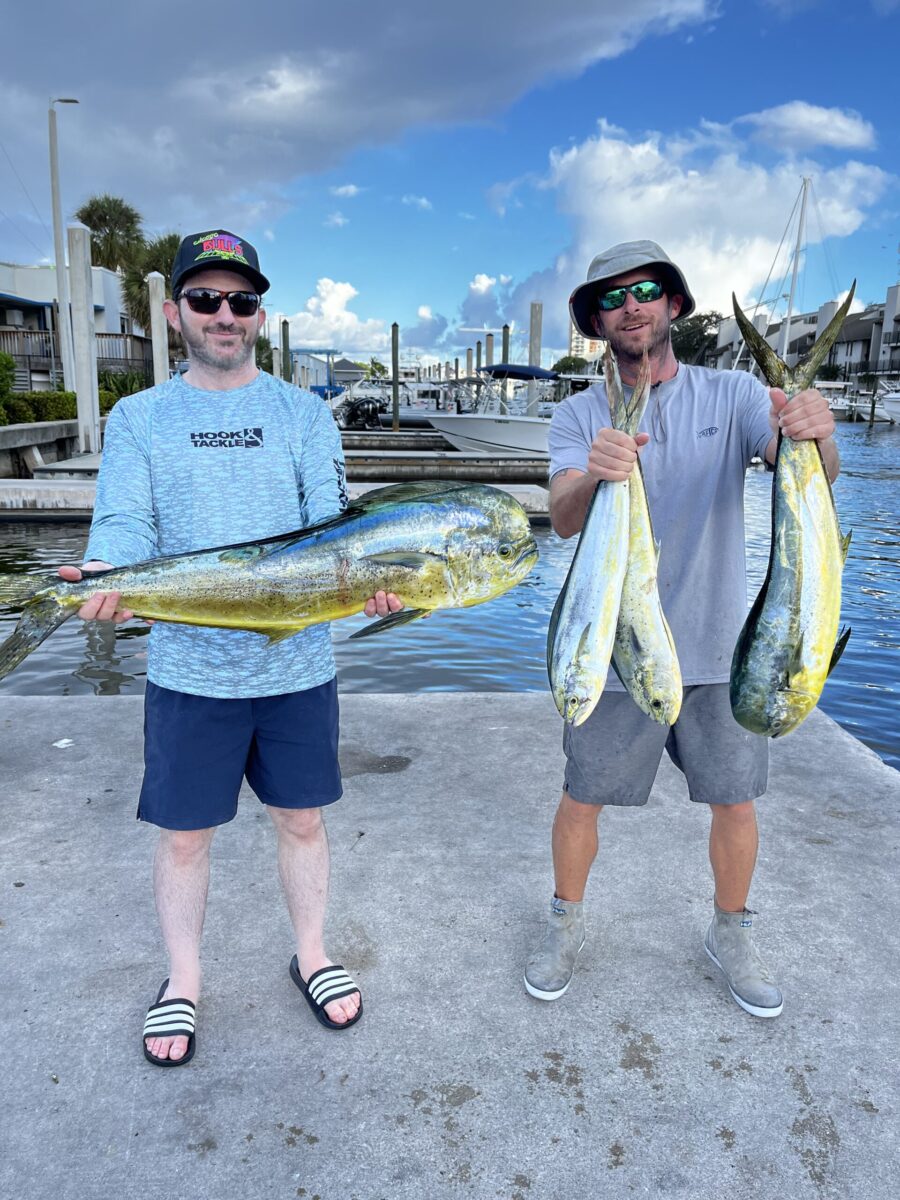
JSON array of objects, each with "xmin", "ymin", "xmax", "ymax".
[{"xmin": 137, "ymin": 678, "xmax": 343, "ymax": 830}]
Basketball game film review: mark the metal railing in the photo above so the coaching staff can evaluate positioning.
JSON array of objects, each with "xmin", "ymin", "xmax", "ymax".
[{"xmin": 0, "ymin": 328, "xmax": 153, "ymax": 389}]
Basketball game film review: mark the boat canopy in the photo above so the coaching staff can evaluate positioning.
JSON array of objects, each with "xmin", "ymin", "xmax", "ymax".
[{"xmin": 477, "ymin": 362, "xmax": 558, "ymax": 382}]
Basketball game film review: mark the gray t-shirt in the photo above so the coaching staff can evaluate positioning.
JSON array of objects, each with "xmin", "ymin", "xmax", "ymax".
[
  {"xmin": 86, "ymin": 371, "xmax": 347, "ymax": 699},
  {"xmin": 549, "ymin": 363, "xmax": 773, "ymax": 689}
]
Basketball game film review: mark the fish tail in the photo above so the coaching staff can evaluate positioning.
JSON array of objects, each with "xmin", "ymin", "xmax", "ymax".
[
  {"xmin": 732, "ymin": 294, "xmax": 786, "ymax": 389},
  {"xmin": 0, "ymin": 572, "xmax": 46, "ymax": 608},
  {"xmin": 603, "ymin": 348, "xmax": 626, "ymax": 429},
  {"xmin": 793, "ymin": 283, "xmax": 856, "ymax": 392},
  {"xmin": 0, "ymin": 594, "xmax": 73, "ymax": 682}
]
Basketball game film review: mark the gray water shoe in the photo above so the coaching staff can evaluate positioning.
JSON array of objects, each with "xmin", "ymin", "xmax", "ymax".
[
  {"xmin": 704, "ymin": 903, "xmax": 783, "ymax": 1018},
  {"xmin": 524, "ymin": 895, "xmax": 585, "ymax": 1001}
]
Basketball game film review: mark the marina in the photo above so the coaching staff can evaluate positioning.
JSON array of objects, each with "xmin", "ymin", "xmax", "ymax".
[{"xmin": 0, "ymin": 420, "xmax": 897, "ymax": 771}]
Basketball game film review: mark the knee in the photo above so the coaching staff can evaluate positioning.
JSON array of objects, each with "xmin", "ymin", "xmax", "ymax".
[
  {"xmin": 160, "ymin": 827, "xmax": 215, "ymax": 865},
  {"xmin": 710, "ymin": 800, "xmax": 757, "ymax": 829},
  {"xmin": 269, "ymin": 805, "xmax": 324, "ymax": 841},
  {"xmin": 557, "ymin": 791, "xmax": 603, "ymax": 828}
]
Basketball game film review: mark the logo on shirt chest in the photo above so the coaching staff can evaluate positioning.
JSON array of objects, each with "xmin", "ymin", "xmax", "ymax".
[
  {"xmin": 697, "ymin": 426, "xmax": 719, "ymax": 439},
  {"xmin": 190, "ymin": 428, "xmax": 264, "ymax": 449}
]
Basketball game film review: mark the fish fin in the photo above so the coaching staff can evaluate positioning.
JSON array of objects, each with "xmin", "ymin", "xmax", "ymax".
[
  {"xmin": 732, "ymin": 294, "xmax": 786, "ymax": 389},
  {"xmin": 264, "ymin": 626, "xmax": 301, "ymax": 645},
  {"xmin": 827, "ymin": 626, "xmax": 851, "ymax": 678},
  {"xmin": 359, "ymin": 551, "xmax": 446, "ymax": 569},
  {"xmin": 629, "ymin": 626, "xmax": 644, "ymax": 658},
  {"xmin": 793, "ymin": 284, "xmax": 856, "ymax": 392},
  {"xmin": 0, "ymin": 595, "xmax": 73, "ymax": 682},
  {"xmin": 0, "ymin": 572, "xmax": 46, "ymax": 608},
  {"xmin": 348, "ymin": 608, "xmax": 429, "ymax": 639},
  {"xmin": 575, "ymin": 622, "xmax": 593, "ymax": 660},
  {"xmin": 546, "ymin": 587, "xmax": 566, "ymax": 678},
  {"xmin": 787, "ymin": 631, "xmax": 806, "ymax": 681},
  {"xmin": 841, "ymin": 530, "xmax": 852, "ymax": 563},
  {"xmin": 218, "ymin": 545, "xmax": 269, "ymax": 564}
]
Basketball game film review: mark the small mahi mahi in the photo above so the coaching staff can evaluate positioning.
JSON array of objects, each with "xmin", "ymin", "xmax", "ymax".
[
  {"xmin": 0, "ymin": 481, "xmax": 538, "ymax": 683},
  {"xmin": 547, "ymin": 350, "xmax": 652, "ymax": 726},
  {"xmin": 608, "ymin": 352, "xmax": 683, "ymax": 726},
  {"xmin": 729, "ymin": 289, "xmax": 853, "ymax": 737}
]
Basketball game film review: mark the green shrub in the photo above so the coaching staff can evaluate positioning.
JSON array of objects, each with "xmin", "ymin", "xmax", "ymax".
[
  {"xmin": 98, "ymin": 368, "xmax": 150, "ymax": 399},
  {"xmin": 99, "ymin": 390, "xmax": 117, "ymax": 414},
  {"xmin": 24, "ymin": 392, "xmax": 77, "ymax": 421},
  {"xmin": 0, "ymin": 352, "xmax": 15, "ymax": 399},
  {"xmin": 3, "ymin": 396, "xmax": 36, "ymax": 424}
]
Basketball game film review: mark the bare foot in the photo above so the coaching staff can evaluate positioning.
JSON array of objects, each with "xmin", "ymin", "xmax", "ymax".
[
  {"xmin": 144, "ymin": 977, "xmax": 199, "ymax": 1062},
  {"xmin": 297, "ymin": 955, "xmax": 360, "ymax": 1024}
]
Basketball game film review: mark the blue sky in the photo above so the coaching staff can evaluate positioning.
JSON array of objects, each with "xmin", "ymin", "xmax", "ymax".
[{"xmin": 1, "ymin": 0, "xmax": 897, "ymax": 364}]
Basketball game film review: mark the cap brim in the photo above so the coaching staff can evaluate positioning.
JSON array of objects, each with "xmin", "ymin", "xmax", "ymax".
[{"xmin": 174, "ymin": 263, "xmax": 270, "ymax": 296}]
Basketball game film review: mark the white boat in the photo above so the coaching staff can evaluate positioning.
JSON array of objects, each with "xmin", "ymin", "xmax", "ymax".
[
  {"xmin": 876, "ymin": 392, "xmax": 900, "ymax": 423},
  {"xmin": 426, "ymin": 412, "xmax": 550, "ymax": 458},
  {"xmin": 425, "ymin": 364, "xmax": 600, "ymax": 457},
  {"xmin": 844, "ymin": 394, "xmax": 894, "ymax": 423}
]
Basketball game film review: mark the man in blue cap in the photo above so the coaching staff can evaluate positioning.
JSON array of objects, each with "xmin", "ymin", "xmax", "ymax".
[
  {"xmin": 59, "ymin": 229, "xmax": 402, "ymax": 1063},
  {"xmin": 525, "ymin": 239, "xmax": 839, "ymax": 1018}
]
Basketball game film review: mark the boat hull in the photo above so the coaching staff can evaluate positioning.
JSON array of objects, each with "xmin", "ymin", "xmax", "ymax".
[{"xmin": 426, "ymin": 414, "xmax": 549, "ymax": 458}]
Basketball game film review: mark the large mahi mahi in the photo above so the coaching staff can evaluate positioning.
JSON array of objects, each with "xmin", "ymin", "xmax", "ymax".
[{"xmin": 729, "ymin": 289, "xmax": 853, "ymax": 737}]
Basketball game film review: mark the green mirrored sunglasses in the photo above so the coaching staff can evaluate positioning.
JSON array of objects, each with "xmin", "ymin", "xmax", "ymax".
[{"xmin": 597, "ymin": 280, "xmax": 664, "ymax": 310}]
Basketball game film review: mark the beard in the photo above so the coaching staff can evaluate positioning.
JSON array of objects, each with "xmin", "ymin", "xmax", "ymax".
[
  {"xmin": 604, "ymin": 309, "xmax": 673, "ymax": 367},
  {"xmin": 180, "ymin": 320, "xmax": 258, "ymax": 373}
]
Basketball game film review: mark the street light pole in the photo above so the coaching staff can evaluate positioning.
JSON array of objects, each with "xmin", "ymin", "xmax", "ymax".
[{"xmin": 49, "ymin": 97, "xmax": 79, "ymax": 392}]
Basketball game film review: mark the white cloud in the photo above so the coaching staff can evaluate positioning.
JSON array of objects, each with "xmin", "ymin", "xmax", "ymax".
[
  {"xmin": 500, "ymin": 114, "xmax": 891, "ymax": 346},
  {"xmin": 0, "ymin": 3, "xmax": 718, "ymax": 238},
  {"xmin": 736, "ymin": 102, "xmax": 876, "ymax": 151},
  {"xmin": 324, "ymin": 211, "xmax": 349, "ymax": 228},
  {"xmin": 417, "ymin": 305, "xmax": 433, "ymax": 319},
  {"xmin": 263, "ymin": 229, "xmax": 275, "ymax": 241},
  {"xmin": 331, "ymin": 184, "xmax": 362, "ymax": 197},
  {"xmin": 402, "ymin": 194, "xmax": 433, "ymax": 211},
  {"xmin": 288, "ymin": 278, "xmax": 388, "ymax": 352},
  {"xmin": 458, "ymin": 211, "xmax": 476, "ymax": 221},
  {"xmin": 470, "ymin": 273, "xmax": 497, "ymax": 295},
  {"xmin": 499, "ymin": 274, "xmax": 513, "ymax": 286}
]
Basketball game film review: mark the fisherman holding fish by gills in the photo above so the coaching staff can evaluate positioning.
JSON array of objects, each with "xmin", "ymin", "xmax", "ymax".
[
  {"xmin": 55, "ymin": 230, "xmax": 406, "ymax": 1063},
  {"xmin": 527, "ymin": 240, "xmax": 839, "ymax": 1018}
]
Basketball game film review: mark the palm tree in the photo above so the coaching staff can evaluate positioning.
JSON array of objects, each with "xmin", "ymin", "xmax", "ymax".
[
  {"xmin": 121, "ymin": 231, "xmax": 182, "ymax": 336},
  {"xmin": 74, "ymin": 194, "xmax": 144, "ymax": 271}
]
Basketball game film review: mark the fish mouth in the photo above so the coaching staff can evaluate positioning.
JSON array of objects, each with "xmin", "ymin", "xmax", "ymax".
[{"xmin": 514, "ymin": 541, "xmax": 538, "ymax": 569}]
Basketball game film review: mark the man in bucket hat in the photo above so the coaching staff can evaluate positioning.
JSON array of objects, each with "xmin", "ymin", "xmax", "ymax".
[
  {"xmin": 57, "ymin": 229, "xmax": 403, "ymax": 1064},
  {"xmin": 525, "ymin": 239, "xmax": 839, "ymax": 1018}
]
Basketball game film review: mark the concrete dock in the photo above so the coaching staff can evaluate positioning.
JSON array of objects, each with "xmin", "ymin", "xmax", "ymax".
[{"xmin": 2, "ymin": 693, "xmax": 898, "ymax": 1200}]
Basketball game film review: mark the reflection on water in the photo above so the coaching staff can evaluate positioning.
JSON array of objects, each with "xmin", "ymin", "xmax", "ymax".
[{"xmin": 0, "ymin": 422, "xmax": 897, "ymax": 770}]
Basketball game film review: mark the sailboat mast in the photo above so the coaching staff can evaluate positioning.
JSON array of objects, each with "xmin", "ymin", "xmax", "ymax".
[{"xmin": 777, "ymin": 176, "xmax": 810, "ymax": 361}]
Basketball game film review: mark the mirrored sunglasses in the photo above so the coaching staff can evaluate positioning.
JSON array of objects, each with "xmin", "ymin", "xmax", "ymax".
[
  {"xmin": 598, "ymin": 280, "xmax": 664, "ymax": 311},
  {"xmin": 179, "ymin": 288, "xmax": 261, "ymax": 317}
]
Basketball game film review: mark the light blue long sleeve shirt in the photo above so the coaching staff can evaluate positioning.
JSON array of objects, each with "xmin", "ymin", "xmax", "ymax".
[{"xmin": 86, "ymin": 371, "xmax": 347, "ymax": 698}]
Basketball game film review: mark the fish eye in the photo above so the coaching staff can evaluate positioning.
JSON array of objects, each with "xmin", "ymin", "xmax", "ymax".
[{"xmin": 498, "ymin": 543, "xmax": 513, "ymax": 558}]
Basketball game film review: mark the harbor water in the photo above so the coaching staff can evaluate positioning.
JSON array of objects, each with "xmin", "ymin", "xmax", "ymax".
[{"xmin": 0, "ymin": 421, "xmax": 897, "ymax": 770}]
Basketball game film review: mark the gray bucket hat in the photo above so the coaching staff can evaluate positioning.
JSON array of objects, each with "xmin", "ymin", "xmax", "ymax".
[{"xmin": 568, "ymin": 239, "xmax": 695, "ymax": 337}]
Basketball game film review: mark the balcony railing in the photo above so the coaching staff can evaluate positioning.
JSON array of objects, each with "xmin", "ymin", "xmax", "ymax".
[{"xmin": 0, "ymin": 328, "xmax": 154, "ymax": 389}]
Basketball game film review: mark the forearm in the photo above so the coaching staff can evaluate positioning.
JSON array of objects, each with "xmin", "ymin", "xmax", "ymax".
[
  {"xmin": 818, "ymin": 435, "xmax": 840, "ymax": 483},
  {"xmin": 549, "ymin": 470, "xmax": 597, "ymax": 539}
]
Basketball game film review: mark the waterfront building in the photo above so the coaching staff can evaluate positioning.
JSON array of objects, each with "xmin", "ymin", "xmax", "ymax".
[
  {"xmin": 0, "ymin": 260, "xmax": 150, "ymax": 391},
  {"xmin": 569, "ymin": 319, "xmax": 603, "ymax": 363},
  {"xmin": 713, "ymin": 283, "xmax": 900, "ymax": 385}
]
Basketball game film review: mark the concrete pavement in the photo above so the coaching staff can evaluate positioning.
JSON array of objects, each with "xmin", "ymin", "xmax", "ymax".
[{"xmin": 2, "ymin": 693, "xmax": 898, "ymax": 1200}]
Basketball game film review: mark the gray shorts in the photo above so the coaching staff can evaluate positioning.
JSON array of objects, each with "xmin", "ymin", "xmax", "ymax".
[{"xmin": 562, "ymin": 683, "xmax": 768, "ymax": 807}]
